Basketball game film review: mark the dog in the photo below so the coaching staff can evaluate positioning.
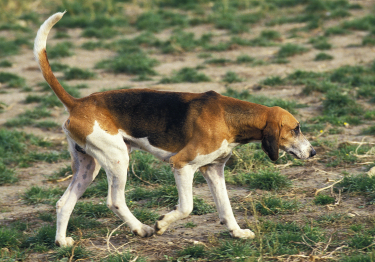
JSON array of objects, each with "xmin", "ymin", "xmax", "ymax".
[{"xmin": 34, "ymin": 12, "xmax": 316, "ymax": 247}]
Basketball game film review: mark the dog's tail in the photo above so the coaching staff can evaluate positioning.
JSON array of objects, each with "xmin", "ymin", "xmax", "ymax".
[{"xmin": 34, "ymin": 12, "xmax": 76, "ymax": 111}]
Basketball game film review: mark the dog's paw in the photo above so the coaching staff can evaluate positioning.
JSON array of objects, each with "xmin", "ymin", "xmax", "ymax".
[
  {"xmin": 154, "ymin": 216, "xmax": 169, "ymax": 235},
  {"xmin": 132, "ymin": 224, "xmax": 154, "ymax": 237},
  {"xmin": 230, "ymin": 229, "xmax": 255, "ymax": 239},
  {"xmin": 55, "ymin": 237, "xmax": 75, "ymax": 247}
]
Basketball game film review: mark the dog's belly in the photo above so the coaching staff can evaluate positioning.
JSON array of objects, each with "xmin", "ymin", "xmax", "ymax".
[{"xmin": 119, "ymin": 130, "xmax": 175, "ymax": 162}]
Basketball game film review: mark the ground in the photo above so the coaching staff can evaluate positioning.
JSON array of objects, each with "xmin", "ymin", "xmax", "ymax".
[{"xmin": 0, "ymin": 0, "xmax": 375, "ymax": 261}]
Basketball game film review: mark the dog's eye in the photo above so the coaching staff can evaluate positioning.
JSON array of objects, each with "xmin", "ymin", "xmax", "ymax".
[{"xmin": 293, "ymin": 126, "xmax": 300, "ymax": 135}]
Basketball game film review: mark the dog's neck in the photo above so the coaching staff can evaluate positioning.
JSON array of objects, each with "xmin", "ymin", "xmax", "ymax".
[{"xmin": 223, "ymin": 99, "xmax": 268, "ymax": 144}]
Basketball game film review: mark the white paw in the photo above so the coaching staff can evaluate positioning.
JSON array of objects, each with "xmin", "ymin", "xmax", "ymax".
[
  {"xmin": 154, "ymin": 215, "xmax": 169, "ymax": 235},
  {"xmin": 132, "ymin": 224, "xmax": 154, "ymax": 237},
  {"xmin": 230, "ymin": 229, "xmax": 255, "ymax": 239},
  {"xmin": 55, "ymin": 236, "xmax": 75, "ymax": 247}
]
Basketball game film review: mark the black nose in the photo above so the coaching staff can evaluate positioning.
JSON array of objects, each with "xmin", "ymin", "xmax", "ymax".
[{"xmin": 310, "ymin": 148, "xmax": 316, "ymax": 158}]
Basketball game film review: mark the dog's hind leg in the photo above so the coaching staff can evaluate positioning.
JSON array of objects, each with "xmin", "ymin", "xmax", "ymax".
[
  {"xmin": 201, "ymin": 160, "xmax": 255, "ymax": 239},
  {"xmin": 86, "ymin": 128, "xmax": 154, "ymax": 237},
  {"xmin": 55, "ymin": 138, "xmax": 101, "ymax": 247},
  {"xmin": 155, "ymin": 165, "xmax": 195, "ymax": 235}
]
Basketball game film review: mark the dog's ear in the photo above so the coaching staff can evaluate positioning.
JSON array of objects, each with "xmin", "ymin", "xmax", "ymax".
[{"xmin": 261, "ymin": 122, "xmax": 280, "ymax": 161}]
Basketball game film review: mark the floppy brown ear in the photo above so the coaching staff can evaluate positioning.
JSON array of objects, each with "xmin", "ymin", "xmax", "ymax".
[{"xmin": 261, "ymin": 122, "xmax": 280, "ymax": 161}]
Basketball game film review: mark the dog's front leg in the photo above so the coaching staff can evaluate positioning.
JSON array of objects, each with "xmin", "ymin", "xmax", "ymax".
[
  {"xmin": 202, "ymin": 162, "xmax": 255, "ymax": 239},
  {"xmin": 155, "ymin": 165, "xmax": 195, "ymax": 235}
]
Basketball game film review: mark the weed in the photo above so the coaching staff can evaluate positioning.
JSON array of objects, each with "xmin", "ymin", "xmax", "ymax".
[
  {"xmin": 81, "ymin": 27, "xmax": 118, "ymax": 39},
  {"xmin": 262, "ymin": 76, "xmax": 284, "ymax": 86},
  {"xmin": 0, "ymin": 60, "xmax": 11, "ymax": 67},
  {"xmin": 254, "ymin": 195, "xmax": 300, "ymax": 215},
  {"xmin": 47, "ymin": 41, "xmax": 74, "ymax": 59},
  {"xmin": 55, "ymin": 245, "xmax": 91, "ymax": 261},
  {"xmin": 310, "ymin": 36, "xmax": 332, "ymax": 50},
  {"xmin": 314, "ymin": 194, "xmax": 335, "ymax": 205},
  {"xmin": 236, "ymin": 54, "xmax": 255, "ymax": 63},
  {"xmin": 64, "ymin": 67, "xmax": 96, "ymax": 80},
  {"xmin": 23, "ymin": 186, "xmax": 63, "ymax": 205},
  {"xmin": 184, "ymin": 222, "xmax": 197, "ymax": 228},
  {"xmin": 0, "ymin": 72, "xmax": 26, "ymax": 88},
  {"xmin": 24, "ymin": 225, "xmax": 56, "ymax": 251},
  {"xmin": 210, "ymin": 240, "xmax": 255, "ymax": 260},
  {"xmin": 0, "ymin": 37, "xmax": 20, "ymax": 57},
  {"xmin": 244, "ymin": 169, "xmax": 291, "ymax": 191},
  {"xmin": 192, "ymin": 197, "xmax": 215, "ymax": 215},
  {"xmin": 0, "ymin": 227, "xmax": 23, "ymax": 248},
  {"xmin": 222, "ymin": 71, "xmax": 242, "ymax": 83},
  {"xmin": 101, "ymin": 251, "xmax": 147, "ymax": 262},
  {"xmin": 81, "ymin": 40, "xmax": 105, "ymax": 50},
  {"xmin": 132, "ymin": 208, "xmax": 159, "ymax": 224},
  {"xmin": 206, "ymin": 58, "xmax": 232, "ymax": 65},
  {"xmin": 74, "ymin": 202, "xmax": 112, "ymax": 218},
  {"xmin": 349, "ymin": 233, "xmax": 374, "ymax": 249},
  {"xmin": 177, "ymin": 244, "xmax": 207, "ymax": 259},
  {"xmin": 316, "ymin": 213, "xmax": 348, "ymax": 225},
  {"xmin": 96, "ymin": 52, "xmax": 158, "ymax": 75},
  {"xmin": 277, "ymin": 43, "xmax": 309, "ymax": 58},
  {"xmin": 315, "ymin": 52, "xmax": 334, "ymax": 61},
  {"xmin": 342, "ymin": 15, "xmax": 375, "ymax": 31},
  {"xmin": 50, "ymin": 62, "xmax": 70, "ymax": 71},
  {"xmin": 160, "ymin": 67, "xmax": 210, "ymax": 83},
  {"xmin": 0, "ymin": 163, "xmax": 17, "ymax": 185},
  {"xmin": 335, "ymin": 174, "xmax": 375, "ymax": 203},
  {"xmin": 324, "ymin": 26, "xmax": 349, "ymax": 36}
]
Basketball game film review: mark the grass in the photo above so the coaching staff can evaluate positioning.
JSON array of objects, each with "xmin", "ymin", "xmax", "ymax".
[
  {"xmin": 0, "ymin": 60, "xmax": 12, "ymax": 67},
  {"xmin": 23, "ymin": 186, "xmax": 63, "ymax": 205},
  {"xmin": 335, "ymin": 174, "xmax": 375, "ymax": 203},
  {"xmin": 314, "ymin": 194, "xmax": 336, "ymax": 205},
  {"xmin": 64, "ymin": 67, "xmax": 96, "ymax": 80},
  {"xmin": 0, "ymin": 72, "xmax": 26, "ymax": 88},
  {"xmin": 276, "ymin": 43, "xmax": 309, "ymax": 58},
  {"xmin": 55, "ymin": 245, "xmax": 91, "ymax": 261},
  {"xmin": 222, "ymin": 71, "xmax": 242, "ymax": 83},
  {"xmin": 315, "ymin": 52, "xmax": 334, "ymax": 61},
  {"xmin": 81, "ymin": 27, "xmax": 118, "ymax": 39},
  {"xmin": 0, "ymin": 37, "xmax": 20, "ymax": 57},
  {"xmin": 309, "ymin": 36, "xmax": 332, "ymax": 50},
  {"xmin": 160, "ymin": 67, "xmax": 210, "ymax": 83},
  {"xmin": 74, "ymin": 202, "xmax": 112, "ymax": 218},
  {"xmin": 96, "ymin": 52, "xmax": 158, "ymax": 75},
  {"xmin": 24, "ymin": 225, "xmax": 56, "ymax": 251},
  {"xmin": 47, "ymin": 41, "xmax": 74, "ymax": 59},
  {"xmin": 101, "ymin": 251, "xmax": 147, "ymax": 262},
  {"xmin": 254, "ymin": 195, "xmax": 300, "ymax": 215},
  {"xmin": 177, "ymin": 244, "xmax": 207, "ymax": 259}
]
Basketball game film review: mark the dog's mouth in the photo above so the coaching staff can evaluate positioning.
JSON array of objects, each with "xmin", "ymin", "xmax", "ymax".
[{"xmin": 287, "ymin": 150, "xmax": 299, "ymax": 159}]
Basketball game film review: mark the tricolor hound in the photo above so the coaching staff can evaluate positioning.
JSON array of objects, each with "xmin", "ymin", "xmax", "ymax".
[{"xmin": 34, "ymin": 12, "xmax": 316, "ymax": 247}]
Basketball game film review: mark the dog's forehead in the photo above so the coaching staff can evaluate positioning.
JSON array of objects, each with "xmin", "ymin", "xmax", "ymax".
[{"xmin": 280, "ymin": 109, "xmax": 299, "ymax": 128}]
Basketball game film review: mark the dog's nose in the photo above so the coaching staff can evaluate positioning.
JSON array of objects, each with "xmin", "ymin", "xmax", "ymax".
[{"xmin": 309, "ymin": 148, "xmax": 316, "ymax": 158}]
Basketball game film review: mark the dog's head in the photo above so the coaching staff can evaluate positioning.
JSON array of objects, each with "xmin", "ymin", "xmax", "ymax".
[{"xmin": 261, "ymin": 107, "xmax": 316, "ymax": 161}]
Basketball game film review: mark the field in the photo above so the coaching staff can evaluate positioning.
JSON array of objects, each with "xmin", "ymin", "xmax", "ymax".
[{"xmin": 1, "ymin": 0, "xmax": 375, "ymax": 261}]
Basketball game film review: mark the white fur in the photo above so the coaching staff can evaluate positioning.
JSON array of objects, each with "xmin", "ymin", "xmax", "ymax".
[{"xmin": 34, "ymin": 11, "xmax": 66, "ymax": 62}]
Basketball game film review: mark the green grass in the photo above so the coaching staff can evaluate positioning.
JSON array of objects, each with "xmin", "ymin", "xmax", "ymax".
[
  {"xmin": 160, "ymin": 67, "xmax": 210, "ymax": 83},
  {"xmin": 64, "ymin": 67, "xmax": 96, "ymax": 80},
  {"xmin": 101, "ymin": 251, "xmax": 147, "ymax": 262},
  {"xmin": 24, "ymin": 225, "xmax": 56, "ymax": 251},
  {"xmin": 309, "ymin": 36, "xmax": 332, "ymax": 50},
  {"xmin": 74, "ymin": 202, "xmax": 112, "ymax": 218},
  {"xmin": 132, "ymin": 208, "xmax": 159, "ymax": 224},
  {"xmin": 96, "ymin": 52, "xmax": 158, "ymax": 75},
  {"xmin": 0, "ymin": 37, "xmax": 20, "ymax": 57},
  {"xmin": 0, "ymin": 163, "xmax": 17, "ymax": 185},
  {"xmin": 50, "ymin": 62, "xmax": 70, "ymax": 71},
  {"xmin": 335, "ymin": 174, "xmax": 375, "ymax": 203},
  {"xmin": 276, "ymin": 43, "xmax": 309, "ymax": 58},
  {"xmin": 192, "ymin": 197, "xmax": 215, "ymax": 215},
  {"xmin": 81, "ymin": 27, "xmax": 118, "ymax": 39},
  {"xmin": 314, "ymin": 194, "xmax": 335, "ymax": 205},
  {"xmin": 47, "ymin": 41, "xmax": 74, "ymax": 59},
  {"xmin": 23, "ymin": 186, "xmax": 63, "ymax": 205},
  {"xmin": 262, "ymin": 76, "xmax": 284, "ymax": 86},
  {"xmin": 135, "ymin": 10, "xmax": 188, "ymax": 32},
  {"xmin": 184, "ymin": 222, "xmax": 197, "ymax": 228},
  {"xmin": 177, "ymin": 244, "xmax": 207, "ymax": 259},
  {"xmin": 55, "ymin": 245, "xmax": 91, "ymax": 261},
  {"xmin": 254, "ymin": 195, "xmax": 300, "ymax": 215},
  {"xmin": 0, "ymin": 60, "xmax": 12, "ymax": 67},
  {"xmin": 315, "ymin": 52, "xmax": 334, "ymax": 61},
  {"xmin": 67, "ymin": 215, "xmax": 101, "ymax": 232},
  {"xmin": 222, "ymin": 71, "xmax": 242, "ymax": 83},
  {"xmin": 0, "ymin": 72, "xmax": 26, "ymax": 88},
  {"xmin": 0, "ymin": 227, "xmax": 24, "ymax": 248},
  {"xmin": 362, "ymin": 125, "xmax": 375, "ymax": 135}
]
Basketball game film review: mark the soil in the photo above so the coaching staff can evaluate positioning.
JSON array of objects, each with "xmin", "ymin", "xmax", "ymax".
[{"xmin": 1, "ymin": 1, "xmax": 375, "ymax": 261}]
